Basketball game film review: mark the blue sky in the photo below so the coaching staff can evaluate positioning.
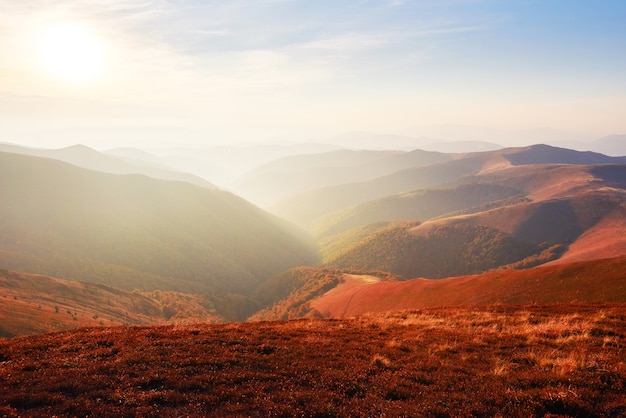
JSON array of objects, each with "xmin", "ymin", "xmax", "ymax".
[{"xmin": 1, "ymin": 0, "xmax": 625, "ymax": 148}]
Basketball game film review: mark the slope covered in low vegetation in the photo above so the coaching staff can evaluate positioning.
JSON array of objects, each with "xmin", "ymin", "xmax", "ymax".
[
  {"xmin": 251, "ymin": 267, "xmax": 399, "ymax": 321},
  {"xmin": 313, "ymin": 183, "xmax": 527, "ymax": 238},
  {"xmin": 324, "ymin": 221, "xmax": 553, "ymax": 279},
  {"xmin": 1, "ymin": 303, "xmax": 625, "ymax": 417},
  {"xmin": 0, "ymin": 269, "xmax": 221, "ymax": 338},
  {"xmin": 308, "ymin": 257, "xmax": 626, "ymax": 319}
]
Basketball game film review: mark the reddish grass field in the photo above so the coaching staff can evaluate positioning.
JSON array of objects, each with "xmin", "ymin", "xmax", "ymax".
[
  {"xmin": 1, "ymin": 303, "xmax": 625, "ymax": 417},
  {"xmin": 307, "ymin": 257, "xmax": 626, "ymax": 320}
]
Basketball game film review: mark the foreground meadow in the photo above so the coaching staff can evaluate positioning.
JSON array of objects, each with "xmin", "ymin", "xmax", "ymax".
[{"xmin": 1, "ymin": 303, "xmax": 625, "ymax": 417}]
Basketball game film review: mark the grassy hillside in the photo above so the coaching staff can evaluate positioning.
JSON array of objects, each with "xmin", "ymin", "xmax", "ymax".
[
  {"xmin": 309, "ymin": 257, "xmax": 626, "ymax": 318},
  {"xmin": 251, "ymin": 267, "xmax": 399, "ymax": 321},
  {"xmin": 313, "ymin": 183, "xmax": 527, "ymax": 238},
  {"xmin": 0, "ymin": 269, "xmax": 221, "ymax": 338},
  {"xmin": 320, "ymin": 184, "xmax": 625, "ymax": 279},
  {"xmin": 255, "ymin": 257, "xmax": 626, "ymax": 321},
  {"xmin": 318, "ymin": 222, "xmax": 406, "ymax": 264},
  {"xmin": 323, "ymin": 221, "xmax": 553, "ymax": 279},
  {"xmin": 1, "ymin": 303, "xmax": 625, "ymax": 417},
  {"xmin": 441, "ymin": 190, "xmax": 626, "ymax": 246},
  {"xmin": 0, "ymin": 152, "xmax": 317, "ymax": 319},
  {"xmin": 269, "ymin": 145, "xmax": 625, "ymax": 229}
]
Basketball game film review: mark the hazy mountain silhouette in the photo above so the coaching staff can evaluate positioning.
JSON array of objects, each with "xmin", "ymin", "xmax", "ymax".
[
  {"xmin": 590, "ymin": 135, "xmax": 626, "ymax": 156},
  {"xmin": 0, "ymin": 142, "xmax": 214, "ymax": 189},
  {"xmin": 233, "ymin": 149, "xmax": 449, "ymax": 207},
  {"xmin": 0, "ymin": 152, "xmax": 317, "ymax": 320},
  {"xmin": 269, "ymin": 144, "xmax": 626, "ymax": 228}
]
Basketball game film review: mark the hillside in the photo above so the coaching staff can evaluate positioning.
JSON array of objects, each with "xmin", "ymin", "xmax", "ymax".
[
  {"xmin": 256, "ymin": 257, "xmax": 626, "ymax": 320},
  {"xmin": 0, "ymin": 152, "xmax": 317, "ymax": 320},
  {"xmin": 324, "ymin": 221, "xmax": 556, "ymax": 279},
  {"xmin": 314, "ymin": 161, "xmax": 626, "ymax": 239},
  {"xmin": 0, "ymin": 269, "xmax": 221, "ymax": 338},
  {"xmin": 270, "ymin": 155, "xmax": 483, "ymax": 227},
  {"xmin": 322, "ymin": 190, "xmax": 625, "ymax": 278},
  {"xmin": 232, "ymin": 148, "xmax": 449, "ymax": 208},
  {"xmin": 251, "ymin": 267, "xmax": 399, "ymax": 321},
  {"xmin": 1, "ymin": 303, "xmax": 625, "ymax": 417},
  {"xmin": 313, "ymin": 183, "xmax": 527, "ymax": 238},
  {"xmin": 269, "ymin": 144, "xmax": 626, "ymax": 228},
  {"xmin": 0, "ymin": 143, "xmax": 213, "ymax": 189}
]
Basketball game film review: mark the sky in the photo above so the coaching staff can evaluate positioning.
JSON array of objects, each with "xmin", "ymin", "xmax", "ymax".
[{"xmin": 1, "ymin": 0, "xmax": 625, "ymax": 149}]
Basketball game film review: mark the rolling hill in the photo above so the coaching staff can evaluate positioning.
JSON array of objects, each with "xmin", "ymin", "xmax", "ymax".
[
  {"xmin": 0, "ymin": 151, "xmax": 317, "ymax": 320},
  {"xmin": 269, "ymin": 144, "xmax": 626, "ymax": 228},
  {"xmin": 323, "ymin": 221, "xmax": 554, "ymax": 279},
  {"xmin": 2, "ymin": 142, "xmax": 625, "ymax": 334},
  {"xmin": 232, "ymin": 148, "xmax": 449, "ymax": 208},
  {"xmin": 254, "ymin": 257, "xmax": 626, "ymax": 321},
  {"xmin": 322, "ymin": 189, "xmax": 625, "ymax": 279},
  {"xmin": 0, "ymin": 269, "xmax": 221, "ymax": 338},
  {"xmin": 270, "ymin": 155, "xmax": 483, "ymax": 227},
  {"xmin": 313, "ymin": 183, "xmax": 527, "ymax": 238},
  {"xmin": 0, "ymin": 142, "xmax": 214, "ymax": 189}
]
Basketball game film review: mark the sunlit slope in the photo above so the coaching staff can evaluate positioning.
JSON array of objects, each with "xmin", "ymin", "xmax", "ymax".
[
  {"xmin": 324, "ymin": 221, "xmax": 549, "ymax": 279},
  {"xmin": 313, "ymin": 184, "xmax": 527, "ymax": 238},
  {"xmin": 323, "ymin": 190, "xmax": 625, "ymax": 278},
  {"xmin": 3, "ymin": 304, "xmax": 625, "ymax": 417},
  {"xmin": 0, "ymin": 152, "xmax": 317, "ymax": 296},
  {"xmin": 232, "ymin": 149, "xmax": 449, "ymax": 208},
  {"xmin": 314, "ymin": 163, "xmax": 625, "ymax": 239},
  {"xmin": 0, "ymin": 269, "xmax": 222, "ymax": 338},
  {"xmin": 250, "ymin": 267, "xmax": 399, "ymax": 321},
  {"xmin": 255, "ymin": 258, "xmax": 626, "ymax": 320},
  {"xmin": 270, "ymin": 156, "xmax": 483, "ymax": 227},
  {"xmin": 269, "ymin": 144, "xmax": 626, "ymax": 229}
]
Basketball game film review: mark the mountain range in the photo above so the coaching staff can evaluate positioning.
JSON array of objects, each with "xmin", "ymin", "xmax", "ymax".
[
  {"xmin": 0, "ymin": 151, "xmax": 317, "ymax": 321},
  {"xmin": 0, "ymin": 141, "xmax": 625, "ymax": 336}
]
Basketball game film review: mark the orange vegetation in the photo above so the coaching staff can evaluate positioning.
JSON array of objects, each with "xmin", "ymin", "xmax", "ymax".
[
  {"xmin": 1, "ymin": 303, "xmax": 624, "ymax": 417},
  {"xmin": 295, "ymin": 257, "xmax": 626, "ymax": 319},
  {"xmin": 0, "ymin": 270, "xmax": 222, "ymax": 338}
]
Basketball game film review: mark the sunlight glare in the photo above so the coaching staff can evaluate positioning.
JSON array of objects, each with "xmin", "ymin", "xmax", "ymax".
[{"xmin": 37, "ymin": 22, "xmax": 105, "ymax": 82}]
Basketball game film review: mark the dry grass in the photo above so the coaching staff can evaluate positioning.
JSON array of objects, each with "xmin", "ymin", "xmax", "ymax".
[{"xmin": 1, "ymin": 303, "xmax": 625, "ymax": 417}]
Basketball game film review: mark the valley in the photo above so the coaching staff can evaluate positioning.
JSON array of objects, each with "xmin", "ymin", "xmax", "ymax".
[
  {"xmin": 1, "ymin": 140, "xmax": 625, "ymax": 416},
  {"xmin": 1, "ymin": 142, "xmax": 626, "ymax": 330},
  {"xmin": 3, "ymin": 2, "xmax": 626, "ymax": 415}
]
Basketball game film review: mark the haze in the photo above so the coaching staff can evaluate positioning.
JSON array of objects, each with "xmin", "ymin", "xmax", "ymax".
[{"xmin": 1, "ymin": 0, "xmax": 625, "ymax": 150}]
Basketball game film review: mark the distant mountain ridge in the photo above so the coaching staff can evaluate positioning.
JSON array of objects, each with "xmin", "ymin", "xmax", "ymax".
[
  {"xmin": 0, "ymin": 151, "xmax": 317, "ymax": 320},
  {"xmin": 269, "ymin": 144, "xmax": 626, "ymax": 228},
  {"xmin": 0, "ymin": 142, "xmax": 214, "ymax": 189},
  {"xmin": 0, "ymin": 269, "xmax": 221, "ymax": 338},
  {"xmin": 2, "ymin": 141, "xmax": 626, "ymax": 335},
  {"xmin": 232, "ymin": 148, "xmax": 449, "ymax": 208}
]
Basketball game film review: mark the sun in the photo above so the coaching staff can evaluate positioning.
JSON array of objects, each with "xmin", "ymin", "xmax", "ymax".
[{"xmin": 37, "ymin": 22, "xmax": 105, "ymax": 82}]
